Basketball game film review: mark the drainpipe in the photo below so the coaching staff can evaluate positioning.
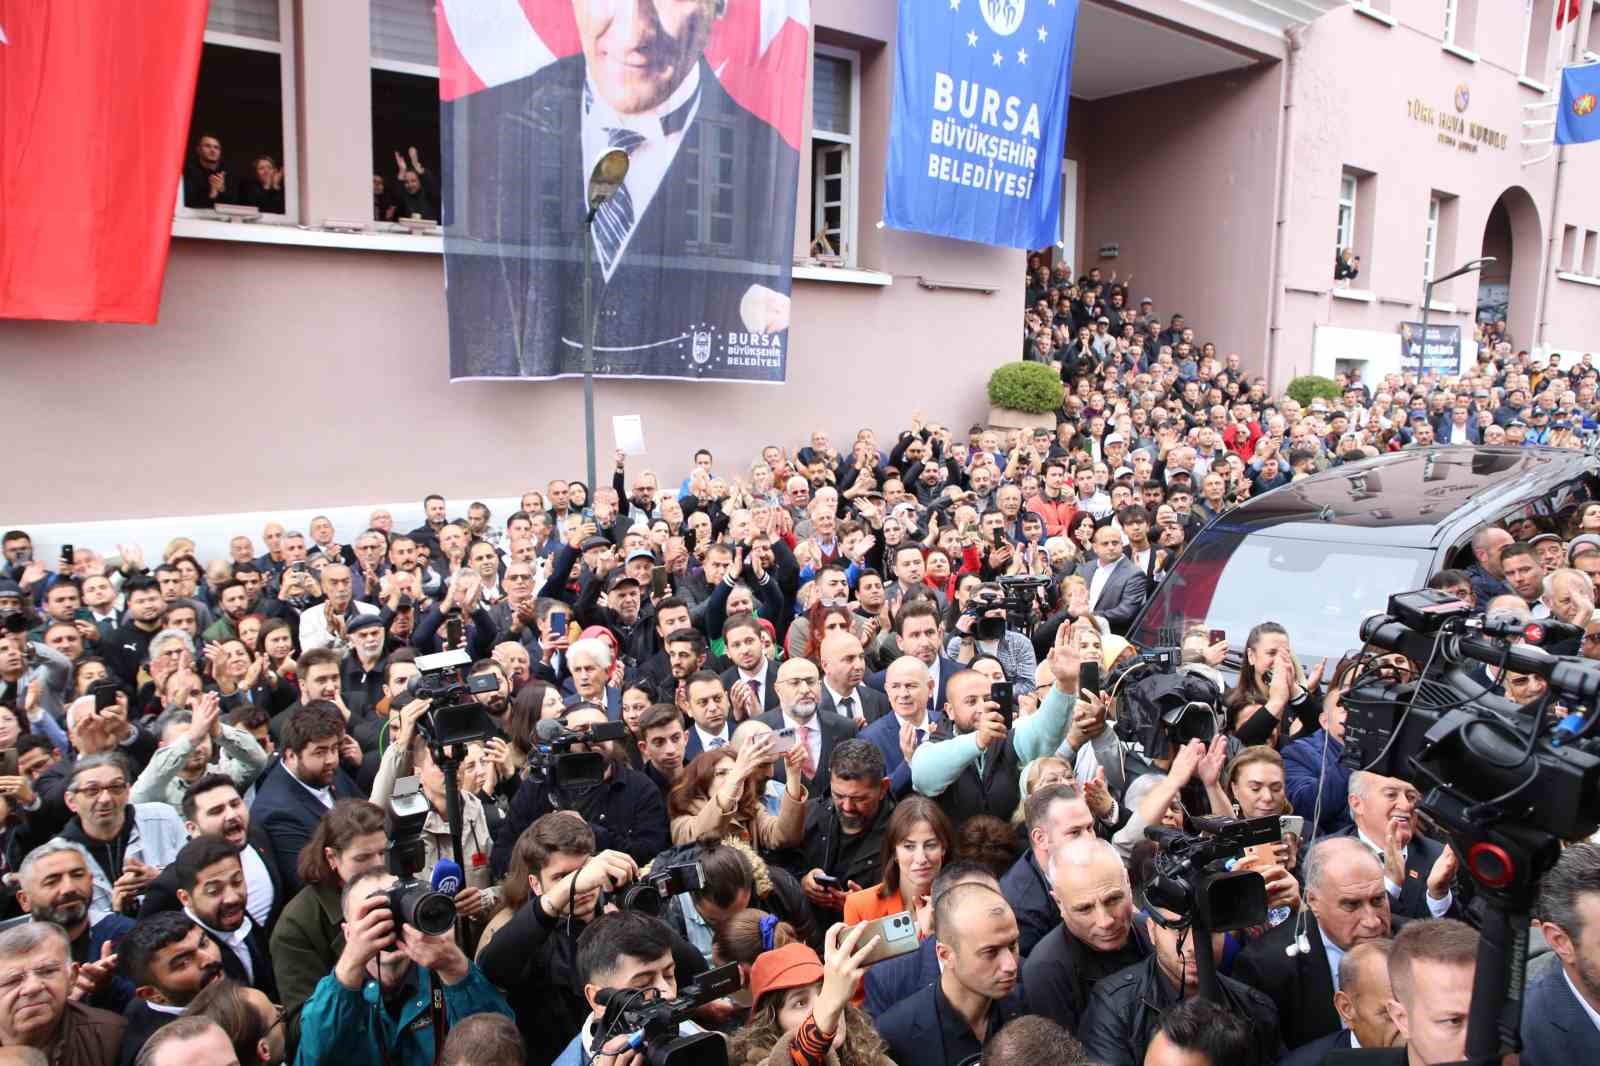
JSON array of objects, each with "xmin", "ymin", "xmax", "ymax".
[{"xmin": 1265, "ymin": 26, "xmax": 1303, "ymax": 391}]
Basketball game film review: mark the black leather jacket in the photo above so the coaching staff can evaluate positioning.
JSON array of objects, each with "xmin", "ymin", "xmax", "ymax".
[{"xmin": 1078, "ymin": 954, "xmax": 1283, "ymax": 1066}]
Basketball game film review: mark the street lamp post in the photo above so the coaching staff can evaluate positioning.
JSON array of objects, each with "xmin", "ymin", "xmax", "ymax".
[
  {"xmin": 581, "ymin": 149, "xmax": 631, "ymax": 497},
  {"xmin": 1418, "ymin": 256, "xmax": 1494, "ymax": 373}
]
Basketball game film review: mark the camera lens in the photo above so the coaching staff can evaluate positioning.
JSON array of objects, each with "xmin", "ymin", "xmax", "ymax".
[{"xmin": 410, "ymin": 892, "xmax": 458, "ymax": 936}]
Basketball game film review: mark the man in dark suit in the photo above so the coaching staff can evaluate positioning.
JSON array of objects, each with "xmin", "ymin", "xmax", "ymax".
[
  {"xmin": 1342, "ymin": 771, "xmax": 1457, "ymax": 921},
  {"xmin": 1001, "ymin": 786, "xmax": 1096, "ymax": 960},
  {"xmin": 863, "ymin": 863, "xmax": 999, "ymax": 1019},
  {"xmin": 1282, "ymin": 939, "xmax": 1401, "ymax": 1066},
  {"xmin": 720, "ymin": 613, "xmax": 781, "ymax": 714},
  {"xmin": 170, "ymin": 835, "xmax": 277, "ymax": 1001},
  {"xmin": 863, "ymin": 600, "xmax": 967, "ymax": 712},
  {"xmin": 877, "ymin": 884, "xmax": 1022, "ymax": 1066},
  {"xmin": 756, "ymin": 657, "xmax": 853, "ymax": 793},
  {"xmin": 682, "ymin": 670, "xmax": 734, "ymax": 763},
  {"xmin": 818, "ymin": 631, "xmax": 888, "ymax": 727},
  {"xmin": 1075, "ymin": 524, "xmax": 1149, "ymax": 635},
  {"xmin": 117, "ymin": 912, "xmax": 225, "ymax": 1066},
  {"xmin": 860, "ymin": 656, "xmax": 946, "ymax": 799},
  {"xmin": 1233, "ymin": 838, "xmax": 1394, "ymax": 1050},
  {"xmin": 441, "ymin": 3, "xmax": 800, "ymax": 380},
  {"xmin": 1523, "ymin": 842, "xmax": 1600, "ymax": 1066},
  {"xmin": 139, "ymin": 775, "xmax": 285, "ymax": 933},
  {"xmin": 249, "ymin": 704, "xmax": 359, "ymax": 895}
]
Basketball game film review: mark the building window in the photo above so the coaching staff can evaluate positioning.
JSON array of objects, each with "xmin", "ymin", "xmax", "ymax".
[
  {"xmin": 1336, "ymin": 173, "xmax": 1357, "ymax": 257},
  {"xmin": 1585, "ymin": 231, "xmax": 1600, "ymax": 277},
  {"xmin": 810, "ymin": 46, "xmax": 860, "ymax": 266},
  {"xmin": 1443, "ymin": 0, "xmax": 1477, "ymax": 50},
  {"xmin": 372, "ymin": 0, "xmax": 442, "ymax": 225},
  {"xmin": 1561, "ymin": 224, "xmax": 1580, "ymax": 272},
  {"xmin": 1424, "ymin": 197, "xmax": 1441, "ymax": 280},
  {"xmin": 179, "ymin": 0, "xmax": 298, "ymax": 221},
  {"xmin": 1521, "ymin": 0, "xmax": 1556, "ymax": 83}
]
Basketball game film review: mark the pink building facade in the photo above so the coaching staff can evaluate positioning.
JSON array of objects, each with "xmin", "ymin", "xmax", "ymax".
[{"xmin": 3, "ymin": 0, "xmax": 1599, "ymax": 531}]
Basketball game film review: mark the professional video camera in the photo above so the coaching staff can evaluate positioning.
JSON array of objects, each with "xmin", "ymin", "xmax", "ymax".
[
  {"xmin": 405, "ymin": 649, "xmax": 499, "ymax": 748},
  {"xmin": 529, "ymin": 717, "xmax": 632, "ymax": 792},
  {"xmin": 384, "ymin": 775, "xmax": 457, "ymax": 936},
  {"xmin": 609, "ymin": 862, "xmax": 705, "ymax": 917},
  {"xmin": 591, "ymin": 961, "xmax": 741, "ymax": 1066},
  {"xmin": 996, "ymin": 574, "xmax": 1051, "ymax": 632},
  {"xmin": 1115, "ymin": 660, "xmax": 1220, "ymax": 762},
  {"xmin": 1340, "ymin": 588, "xmax": 1600, "ymax": 1064}
]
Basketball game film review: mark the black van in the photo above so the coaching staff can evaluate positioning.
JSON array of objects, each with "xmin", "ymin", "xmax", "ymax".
[{"xmin": 1130, "ymin": 446, "xmax": 1600, "ymax": 665}]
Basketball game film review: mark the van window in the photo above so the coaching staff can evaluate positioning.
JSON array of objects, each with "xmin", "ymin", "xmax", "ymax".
[{"xmin": 1134, "ymin": 529, "xmax": 1432, "ymax": 664}]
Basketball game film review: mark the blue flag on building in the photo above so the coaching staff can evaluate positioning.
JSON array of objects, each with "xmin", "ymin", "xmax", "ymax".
[
  {"xmin": 1555, "ymin": 61, "xmax": 1600, "ymax": 145},
  {"xmin": 885, "ymin": 0, "xmax": 1080, "ymax": 250}
]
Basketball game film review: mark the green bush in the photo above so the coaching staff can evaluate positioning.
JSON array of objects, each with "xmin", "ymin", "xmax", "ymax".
[
  {"xmin": 1285, "ymin": 374, "xmax": 1342, "ymax": 408},
  {"xmin": 987, "ymin": 361, "xmax": 1064, "ymax": 414}
]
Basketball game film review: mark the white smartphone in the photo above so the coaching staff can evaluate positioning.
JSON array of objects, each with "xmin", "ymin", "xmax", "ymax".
[
  {"xmin": 770, "ymin": 727, "xmax": 799, "ymax": 754},
  {"xmin": 1280, "ymin": 815, "xmax": 1305, "ymax": 840}
]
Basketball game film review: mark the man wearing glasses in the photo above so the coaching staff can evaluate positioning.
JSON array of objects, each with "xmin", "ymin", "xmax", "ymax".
[
  {"xmin": 9, "ymin": 754, "xmax": 186, "ymax": 918},
  {"xmin": 0, "ymin": 923, "xmax": 125, "ymax": 1065},
  {"xmin": 757, "ymin": 657, "xmax": 853, "ymax": 793}
]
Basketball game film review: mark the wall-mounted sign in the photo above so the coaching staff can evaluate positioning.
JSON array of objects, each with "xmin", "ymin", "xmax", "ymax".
[
  {"xmin": 1098, "ymin": 242, "xmax": 1119, "ymax": 259},
  {"xmin": 1399, "ymin": 320, "xmax": 1462, "ymax": 375},
  {"xmin": 1406, "ymin": 90, "xmax": 1508, "ymax": 153}
]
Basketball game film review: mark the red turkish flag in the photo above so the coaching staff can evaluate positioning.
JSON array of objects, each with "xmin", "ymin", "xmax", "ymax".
[
  {"xmin": 0, "ymin": 1, "xmax": 208, "ymax": 323},
  {"xmin": 1557, "ymin": 0, "xmax": 1582, "ymax": 29}
]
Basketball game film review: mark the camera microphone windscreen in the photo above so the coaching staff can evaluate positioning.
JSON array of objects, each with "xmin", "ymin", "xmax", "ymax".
[
  {"xmin": 536, "ymin": 718, "xmax": 565, "ymax": 743},
  {"xmin": 431, "ymin": 858, "xmax": 463, "ymax": 897}
]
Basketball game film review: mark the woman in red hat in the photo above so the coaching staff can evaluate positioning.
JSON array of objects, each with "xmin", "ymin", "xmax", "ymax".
[{"xmin": 728, "ymin": 924, "xmax": 891, "ymax": 1066}]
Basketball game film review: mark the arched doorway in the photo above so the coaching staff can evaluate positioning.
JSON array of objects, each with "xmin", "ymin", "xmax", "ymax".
[{"xmin": 1477, "ymin": 186, "xmax": 1542, "ymax": 349}]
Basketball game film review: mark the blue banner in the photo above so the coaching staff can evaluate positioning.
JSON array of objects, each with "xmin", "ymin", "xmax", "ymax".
[
  {"xmin": 885, "ymin": 0, "xmax": 1079, "ymax": 250},
  {"xmin": 1555, "ymin": 61, "xmax": 1600, "ymax": 146}
]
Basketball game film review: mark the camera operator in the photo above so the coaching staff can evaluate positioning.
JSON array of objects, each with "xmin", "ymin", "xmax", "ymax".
[
  {"xmin": 1078, "ymin": 861, "xmax": 1282, "ymax": 1066},
  {"xmin": 296, "ymin": 867, "xmax": 513, "ymax": 1066},
  {"xmin": 479, "ymin": 814, "xmax": 704, "ymax": 1064},
  {"xmin": 1342, "ymin": 772, "xmax": 1457, "ymax": 921},
  {"xmin": 369, "ymin": 702, "xmax": 498, "ymax": 924},
  {"xmin": 1523, "ymin": 842, "xmax": 1600, "ymax": 1065},
  {"xmin": 492, "ymin": 703, "xmax": 668, "ymax": 875},
  {"xmin": 911, "ymin": 630, "xmax": 1080, "ymax": 825},
  {"xmin": 946, "ymin": 585, "xmax": 1037, "ymax": 692}
]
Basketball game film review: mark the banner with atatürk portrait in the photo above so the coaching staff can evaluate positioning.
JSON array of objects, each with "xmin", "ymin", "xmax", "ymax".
[{"xmin": 437, "ymin": 0, "xmax": 809, "ymax": 383}]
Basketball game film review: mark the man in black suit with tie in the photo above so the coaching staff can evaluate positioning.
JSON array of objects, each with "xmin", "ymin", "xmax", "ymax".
[
  {"xmin": 1342, "ymin": 771, "xmax": 1458, "ymax": 921},
  {"xmin": 249, "ymin": 704, "xmax": 358, "ymax": 896},
  {"xmin": 757, "ymin": 657, "xmax": 852, "ymax": 793},
  {"xmin": 818, "ymin": 631, "xmax": 888, "ymax": 727},
  {"xmin": 863, "ymin": 601, "xmax": 967, "ymax": 712},
  {"xmin": 170, "ymin": 835, "xmax": 277, "ymax": 1001},
  {"xmin": 441, "ymin": 0, "xmax": 800, "ymax": 380},
  {"xmin": 682, "ymin": 670, "xmax": 735, "ymax": 763},
  {"xmin": 1074, "ymin": 524, "xmax": 1149, "ymax": 636},
  {"xmin": 1283, "ymin": 939, "xmax": 1401, "ymax": 1066},
  {"xmin": 1331, "ymin": 918, "xmax": 1477, "ymax": 1066},
  {"xmin": 1233, "ymin": 837, "xmax": 1394, "ymax": 1050},
  {"xmin": 117, "ymin": 912, "xmax": 225, "ymax": 1066},
  {"xmin": 139, "ymin": 775, "xmax": 284, "ymax": 934},
  {"xmin": 1522, "ymin": 843, "xmax": 1600, "ymax": 1066},
  {"xmin": 720, "ymin": 613, "xmax": 780, "ymax": 715}
]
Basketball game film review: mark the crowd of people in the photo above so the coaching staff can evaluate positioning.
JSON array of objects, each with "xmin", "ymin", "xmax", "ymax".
[{"xmin": 1, "ymin": 262, "xmax": 1599, "ymax": 1066}]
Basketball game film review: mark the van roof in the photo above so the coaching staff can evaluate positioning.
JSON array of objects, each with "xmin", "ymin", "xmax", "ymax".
[{"xmin": 1208, "ymin": 446, "xmax": 1597, "ymax": 548}]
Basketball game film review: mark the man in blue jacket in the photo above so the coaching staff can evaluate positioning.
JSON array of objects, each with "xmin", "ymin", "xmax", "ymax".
[
  {"xmin": 294, "ymin": 869, "xmax": 512, "ymax": 1066},
  {"xmin": 1282, "ymin": 672, "xmax": 1353, "ymax": 837}
]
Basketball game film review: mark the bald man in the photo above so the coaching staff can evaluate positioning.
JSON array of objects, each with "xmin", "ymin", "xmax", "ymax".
[
  {"xmin": 819, "ymin": 631, "xmax": 888, "ymax": 725},
  {"xmin": 860, "ymin": 656, "xmax": 942, "ymax": 799},
  {"xmin": 879, "ymin": 884, "xmax": 1023, "ymax": 1066},
  {"xmin": 756, "ymin": 657, "xmax": 853, "ymax": 792},
  {"xmin": 1025, "ymin": 838, "xmax": 1150, "ymax": 1032},
  {"xmin": 1281, "ymin": 938, "xmax": 1398, "ymax": 1066}
]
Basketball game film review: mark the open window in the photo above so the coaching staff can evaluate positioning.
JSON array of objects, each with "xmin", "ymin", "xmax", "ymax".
[
  {"xmin": 371, "ymin": 0, "xmax": 442, "ymax": 227},
  {"xmin": 810, "ymin": 46, "xmax": 861, "ymax": 267}
]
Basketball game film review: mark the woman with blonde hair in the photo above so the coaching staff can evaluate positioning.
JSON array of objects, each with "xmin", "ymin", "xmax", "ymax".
[{"xmin": 668, "ymin": 740, "xmax": 807, "ymax": 851}]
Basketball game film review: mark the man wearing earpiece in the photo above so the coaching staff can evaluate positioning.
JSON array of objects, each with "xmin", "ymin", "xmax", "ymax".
[
  {"xmin": 443, "ymin": 0, "xmax": 801, "ymax": 380},
  {"xmin": 1232, "ymin": 837, "xmax": 1395, "ymax": 1051}
]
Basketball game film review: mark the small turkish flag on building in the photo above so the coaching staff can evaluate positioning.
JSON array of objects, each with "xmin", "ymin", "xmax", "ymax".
[
  {"xmin": 0, "ymin": 1, "xmax": 208, "ymax": 323},
  {"xmin": 1557, "ymin": 0, "xmax": 1582, "ymax": 30}
]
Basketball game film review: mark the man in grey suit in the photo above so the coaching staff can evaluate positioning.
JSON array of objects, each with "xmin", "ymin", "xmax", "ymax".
[
  {"xmin": 1523, "ymin": 843, "xmax": 1600, "ymax": 1066},
  {"xmin": 1075, "ymin": 524, "xmax": 1149, "ymax": 635}
]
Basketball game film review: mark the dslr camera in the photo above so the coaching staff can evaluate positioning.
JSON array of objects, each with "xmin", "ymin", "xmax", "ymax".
[
  {"xmin": 611, "ymin": 862, "xmax": 705, "ymax": 917},
  {"xmin": 384, "ymin": 775, "xmax": 456, "ymax": 936}
]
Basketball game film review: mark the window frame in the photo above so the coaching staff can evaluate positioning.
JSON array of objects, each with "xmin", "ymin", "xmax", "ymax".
[
  {"xmin": 1336, "ymin": 173, "xmax": 1357, "ymax": 257},
  {"xmin": 173, "ymin": 0, "xmax": 300, "ymax": 225},
  {"xmin": 811, "ymin": 43, "xmax": 861, "ymax": 269},
  {"xmin": 369, "ymin": 0, "xmax": 441, "ymax": 79},
  {"xmin": 1520, "ymin": 0, "xmax": 1556, "ymax": 85},
  {"xmin": 1424, "ymin": 196, "xmax": 1441, "ymax": 282}
]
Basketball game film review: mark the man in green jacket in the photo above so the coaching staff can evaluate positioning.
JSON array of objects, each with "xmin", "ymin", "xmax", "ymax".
[{"xmin": 294, "ymin": 869, "xmax": 512, "ymax": 1066}]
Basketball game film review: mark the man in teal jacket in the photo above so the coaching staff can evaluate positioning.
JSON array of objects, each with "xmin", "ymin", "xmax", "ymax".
[{"xmin": 294, "ymin": 869, "xmax": 513, "ymax": 1066}]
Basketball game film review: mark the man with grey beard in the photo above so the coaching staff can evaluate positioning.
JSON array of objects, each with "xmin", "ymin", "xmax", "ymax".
[
  {"xmin": 14, "ymin": 841, "xmax": 136, "ymax": 1013},
  {"xmin": 757, "ymin": 656, "xmax": 853, "ymax": 793}
]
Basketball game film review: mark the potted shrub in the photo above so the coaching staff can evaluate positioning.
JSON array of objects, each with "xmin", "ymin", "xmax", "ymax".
[
  {"xmin": 1286, "ymin": 374, "xmax": 1342, "ymax": 409},
  {"xmin": 987, "ymin": 361, "xmax": 1063, "ymax": 432}
]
